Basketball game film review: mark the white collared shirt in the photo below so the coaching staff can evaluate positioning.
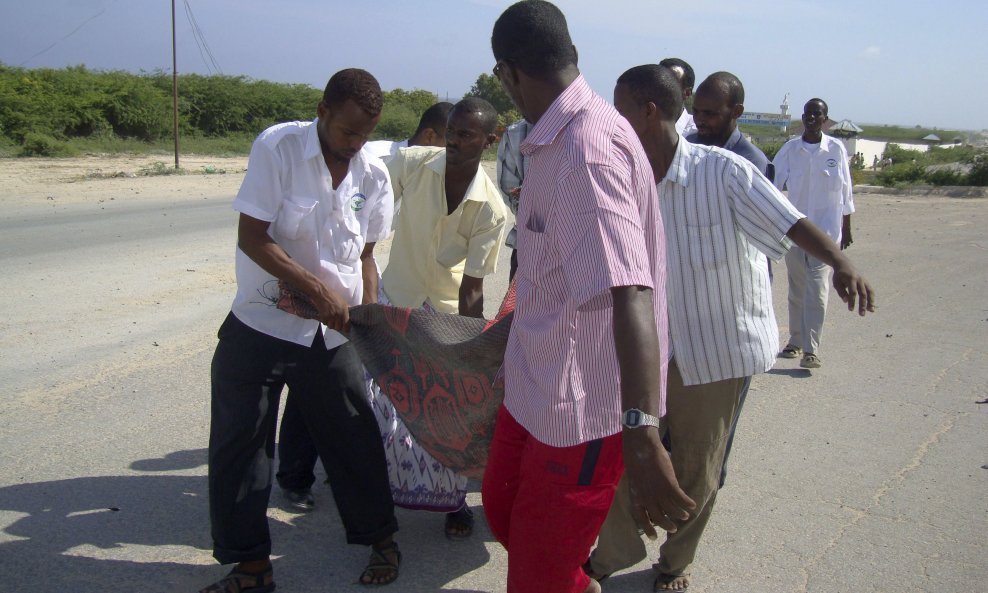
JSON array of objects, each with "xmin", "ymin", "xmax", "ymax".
[
  {"xmin": 772, "ymin": 133, "xmax": 854, "ymax": 242},
  {"xmin": 676, "ymin": 108, "xmax": 697, "ymax": 137},
  {"xmin": 659, "ymin": 138, "xmax": 804, "ymax": 386},
  {"xmin": 231, "ymin": 119, "xmax": 393, "ymax": 348}
]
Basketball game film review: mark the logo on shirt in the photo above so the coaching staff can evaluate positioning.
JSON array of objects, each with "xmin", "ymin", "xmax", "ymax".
[
  {"xmin": 350, "ymin": 192, "xmax": 366, "ymax": 211},
  {"xmin": 826, "ymin": 158, "xmax": 838, "ymax": 168}
]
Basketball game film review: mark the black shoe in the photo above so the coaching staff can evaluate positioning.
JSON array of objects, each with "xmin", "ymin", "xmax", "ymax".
[{"xmin": 282, "ymin": 488, "xmax": 315, "ymax": 511}]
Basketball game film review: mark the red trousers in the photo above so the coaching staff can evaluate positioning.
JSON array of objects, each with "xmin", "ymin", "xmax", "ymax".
[{"xmin": 482, "ymin": 406, "xmax": 624, "ymax": 593}]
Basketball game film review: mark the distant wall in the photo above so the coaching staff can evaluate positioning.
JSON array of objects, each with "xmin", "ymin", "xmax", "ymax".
[{"xmin": 841, "ymin": 138, "xmax": 962, "ymax": 167}]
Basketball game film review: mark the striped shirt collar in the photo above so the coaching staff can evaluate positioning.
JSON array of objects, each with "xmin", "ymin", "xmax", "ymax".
[{"xmin": 520, "ymin": 75, "xmax": 591, "ymax": 154}]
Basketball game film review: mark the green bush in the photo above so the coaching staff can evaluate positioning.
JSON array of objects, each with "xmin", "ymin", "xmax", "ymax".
[
  {"xmin": 876, "ymin": 162, "xmax": 926, "ymax": 187},
  {"xmin": 374, "ymin": 103, "xmax": 419, "ymax": 141},
  {"xmin": 756, "ymin": 141, "xmax": 783, "ymax": 161},
  {"xmin": 967, "ymin": 159, "xmax": 988, "ymax": 186},
  {"xmin": 19, "ymin": 132, "xmax": 76, "ymax": 156},
  {"xmin": 925, "ymin": 168, "xmax": 963, "ymax": 186},
  {"xmin": 371, "ymin": 89, "xmax": 441, "ymax": 141}
]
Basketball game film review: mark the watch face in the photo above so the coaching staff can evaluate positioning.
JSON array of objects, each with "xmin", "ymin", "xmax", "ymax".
[{"xmin": 624, "ymin": 409, "xmax": 642, "ymax": 426}]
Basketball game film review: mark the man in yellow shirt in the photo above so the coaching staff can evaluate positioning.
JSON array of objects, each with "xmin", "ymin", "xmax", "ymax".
[
  {"xmin": 374, "ymin": 97, "xmax": 504, "ymax": 539},
  {"xmin": 382, "ymin": 97, "xmax": 506, "ymax": 318}
]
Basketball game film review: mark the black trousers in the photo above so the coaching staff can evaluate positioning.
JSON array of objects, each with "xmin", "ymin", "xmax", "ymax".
[
  {"xmin": 208, "ymin": 313, "xmax": 397, "ymax": 564},
  {"xmin": 276, "ymin": 393, "xmax": 324, "ymax": 491}
]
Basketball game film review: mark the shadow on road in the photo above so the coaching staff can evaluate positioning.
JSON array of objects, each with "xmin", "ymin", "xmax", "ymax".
[
  {"xmin": 0, "ymin": 449, "xmax": 493, "ymax": 592},
  {"xmin": 766, "ymin": 368, "xmax": 813, "ymax": 378}
]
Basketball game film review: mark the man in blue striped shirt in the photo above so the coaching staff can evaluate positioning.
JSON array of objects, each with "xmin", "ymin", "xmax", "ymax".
[{"xmin": 585, "ymin": 64, "xmax": 876, "ymax": 593}]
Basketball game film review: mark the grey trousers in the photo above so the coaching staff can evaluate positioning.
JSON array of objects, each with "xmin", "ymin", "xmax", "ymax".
[{"xmin": 785, "ymin": 246, "xmax": 833, "ymax": 355}]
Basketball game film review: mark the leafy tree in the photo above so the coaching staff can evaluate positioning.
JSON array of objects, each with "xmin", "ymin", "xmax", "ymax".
[{"xmin": 464, "ymin": 73, "xmax": 522, "ymax": 127}]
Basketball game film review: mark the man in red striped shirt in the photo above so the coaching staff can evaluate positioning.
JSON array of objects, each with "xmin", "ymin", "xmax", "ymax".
[{"xmin": 482, "ymin": 3, "xmax": 695, "ymax": 592}]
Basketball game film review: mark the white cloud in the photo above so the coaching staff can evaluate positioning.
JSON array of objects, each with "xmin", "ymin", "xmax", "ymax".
[{"xmin": 859, "ymin": 46, "xmax": 881, "ymax": 60}]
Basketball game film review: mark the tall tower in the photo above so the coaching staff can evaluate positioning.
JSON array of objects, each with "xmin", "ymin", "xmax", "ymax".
[{"xmin": 780, "ymin": 93, "xmax": 791, "ymax": 133}]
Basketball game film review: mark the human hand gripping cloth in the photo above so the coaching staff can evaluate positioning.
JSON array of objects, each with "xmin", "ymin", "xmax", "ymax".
[{"xmin": 278, "ymin": 280, "xmax": 516, "ymax": 479}]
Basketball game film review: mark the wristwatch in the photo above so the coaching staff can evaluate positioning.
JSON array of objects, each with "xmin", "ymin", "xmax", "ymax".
[{"xmin": 622, "ymin": 408, "xmax": 661, "ymax": 429}]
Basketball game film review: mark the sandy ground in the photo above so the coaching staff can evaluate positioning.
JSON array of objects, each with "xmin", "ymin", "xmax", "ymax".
[
  {"xmin": 1, "ymin": 154, "xmax": 250, "ymax": 206},
  {"xmin": 1, "ymin": 155, "xmax": 986, "ymax": 593}
]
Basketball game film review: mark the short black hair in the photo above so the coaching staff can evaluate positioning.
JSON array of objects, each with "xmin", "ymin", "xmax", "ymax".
[
  {"xmin": 322, "ymin": 68, "xmax": 383, "ymax": 117},
  {"xmin": 805, "ymin": 97, "xmax": 829, "ymax": 117},
  {"xmin": 617, "ymin": 64, "xmax": 683, "ymax": 122},
  {"xmin": 700, "ymin": 71, "xmax": 745, "ymax": 107},
  {"xmin": 658, "ymin": 57, "xmax": 695, "ymax": 91},
  {"xmin": 492, "ymin": 0, "xmax": 577, "ymax": 77},
  {"xmin": 415, "ymin": 102, "xmax": 455, "ymax": 135},
  {"xmin": 453, "ymin": 97, "xmax": 499, "ymax": 135}
]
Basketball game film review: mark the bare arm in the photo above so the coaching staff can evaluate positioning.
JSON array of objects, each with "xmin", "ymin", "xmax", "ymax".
[
  {"xmin": 361, "ymin": 242, "xmax": 378, "ymax": 305},
  {"xmin": 458, "ymin": 274, "xmax": 485, "ymax": 318},
  {"xmin": 611, "ymin": 285, "xmax": 695, "ymax": 538},
  {"xmin": 786, "ymin": 218, "xmax": 875, "ymax": 316},
  {"xmin": 238, "ymin": 213, "xmax": 350, "ymax": 331}
]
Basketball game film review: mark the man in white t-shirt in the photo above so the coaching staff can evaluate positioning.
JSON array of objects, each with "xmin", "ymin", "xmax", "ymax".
[
  {"xmin": 659, "ymin": 57, "xmax": 697, "ymax": 137},
  {"xmin": 200, "ymin": 69, "xmax": 401, "ymax": 593},
  {"xmin": 772, "ymin": 98, "xmax": 855, "ymax": 369}
]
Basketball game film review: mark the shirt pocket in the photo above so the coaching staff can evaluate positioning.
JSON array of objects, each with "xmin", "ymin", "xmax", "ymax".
[
  {"xmin": 821, "ymin": 168, "xmax": 842, "ymax": 191},
  {"xmin": 274, "ymin": 195, "xmax": 318, "ymax": 240},
  {"xmin": 685, "ymin": 223, "xmax": 727, "ymax": 271},
  {"xmin": 332, "ymin": 212, "xmax": 365, "ymax": 268},
  {"xmin": 436, "ymin": 233, "xmax": 468, "ymax": 269}
]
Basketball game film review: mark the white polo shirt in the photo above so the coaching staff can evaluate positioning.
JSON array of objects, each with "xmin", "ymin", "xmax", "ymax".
[
  {"xmin": 230, "ymin": 119, "xmax": 393, "ymax": 349},
  {"xmin": 772, "ymin": 133, "xmax": 854, "ymax": 243}
]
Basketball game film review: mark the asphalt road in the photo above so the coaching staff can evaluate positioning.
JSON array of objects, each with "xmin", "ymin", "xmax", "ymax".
[{"xmin": 1, "ymin": 176, "xmax": 985, "ymax": 593}]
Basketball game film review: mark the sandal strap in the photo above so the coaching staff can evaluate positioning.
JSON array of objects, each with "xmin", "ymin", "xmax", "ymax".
[
  {"xmin": 199, "ymin": 567, "xmax": 275, "ymax": 593},
  {"xmin": 360, "ymin": 542, "xmax": 401, "ymax": 586}
]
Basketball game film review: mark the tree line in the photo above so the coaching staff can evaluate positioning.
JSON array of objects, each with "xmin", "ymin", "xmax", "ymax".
[{"xmin": 0, "ymin": 64, "xmax": 521, "ymax": 157}]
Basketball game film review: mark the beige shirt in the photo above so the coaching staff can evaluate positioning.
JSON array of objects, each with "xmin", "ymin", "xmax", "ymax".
[{"xmin": 382, "ymin": 146, "xmax": 506, "ymax": 313}]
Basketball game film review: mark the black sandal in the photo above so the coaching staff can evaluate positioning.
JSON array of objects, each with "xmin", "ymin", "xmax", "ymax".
[
  {"xmin": 359, "ymin": 541, "xmax": 401, "ymax": 586},
  {"xmin": 444, "ymin": 506, "xmax": 475, "ymax": 540},
  {"xmin": 198, "ymin": 565, "xmax": 275, "ymax": 593}
]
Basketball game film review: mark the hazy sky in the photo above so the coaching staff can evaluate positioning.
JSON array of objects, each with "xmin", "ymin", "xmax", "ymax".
[{"xmin": 3, "ymin": 0, "xmax": 986, "ymax": 131}]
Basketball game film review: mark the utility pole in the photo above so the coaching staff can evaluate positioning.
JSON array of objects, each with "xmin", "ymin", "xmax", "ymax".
[{"xmin": 171, "ymin": 0, "xmax": 180, "ymax": 169}]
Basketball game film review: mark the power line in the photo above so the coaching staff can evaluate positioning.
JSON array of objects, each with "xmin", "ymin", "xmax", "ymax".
[
  {"xmin": 183, "ymin": 0, "xmax": 222, "ymax": 75},
  {"xmin": 18, "ymin": 0, "xmax": 119, "ymax": 67}
]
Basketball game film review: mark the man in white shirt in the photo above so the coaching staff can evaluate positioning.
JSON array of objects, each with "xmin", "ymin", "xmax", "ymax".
[
  {"xmin": 659, "ymin": 57, "xmax": 697, "ymax": 137},
  {"xmin": 200, "ymin": 69, "xmax": 401, "ymax": 593},
  {"xmin": 274, "ymin": 101, "xmax": 454, "ymax": 513},
  {"xmin": 773, "ymin": 98, "xmax": 855, "ymax": 368},
  {"xmin": 585, "ymin": 64, "xmax": 875, "ymax": 593}
]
